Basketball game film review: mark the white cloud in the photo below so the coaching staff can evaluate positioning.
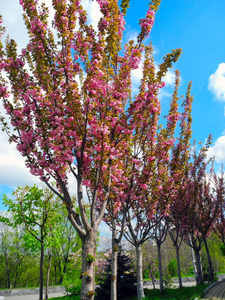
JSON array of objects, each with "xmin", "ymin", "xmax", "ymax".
[
  {"xmin": 163, "ymin": 69, "xmax": 176, "ymax": 86},
  {"xmin": 207, "ymin": 135, "xmax": 225, "ymax": 163},
  {"xmin": 82, "ymin": 0, "xmax": 102, "ymax": 31},
  {"xmin": 208, "ymin": 63, "xmax": 225, "ymax": 101},
  {"xmin": 0, "ymin": 131, "xmax": 40, "ymax": 188},
  {"xmin": 132, "ymin": 59, "xmax": 176, "ymax": 87},
  {"xmin": 0, "ymin": 0, "xmax": 101, "ymax": 53},
  {"xmin": 131, "ymin": 59, "xmax": 177, "ymax": 100},
  {"xmin": 0, "ymin": 1, "xmax": 28, "ymax": 52},
  {"xmin": 0, "ymin": 0, "xmax": 56, "ymax": 52}
]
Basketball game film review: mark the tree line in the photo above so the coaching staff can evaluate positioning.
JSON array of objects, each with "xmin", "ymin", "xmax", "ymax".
[{"xmin": 1, "ymin": 165, "xmax": 225, "ymax": 300}]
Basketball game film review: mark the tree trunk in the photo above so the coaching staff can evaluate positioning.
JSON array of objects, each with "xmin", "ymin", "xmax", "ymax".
[
  {"xmin": 54, "ymin": 264, "xmax": 57, "ymax": 284},
  {"xmin": 39, "ymin": 241, "xmax": 44, "ymax": 300},
  {"xmin": 80, "ymin": 232, "xmax": 97, "ymax": 300},
  {"xmin": 59, "ymin": 262, "xmax": 67, "ymax": 284},
  {"xmin": 203, "ymin": 235, "xmax": 214, "ymax": 282},
  {"xmin": 190, "ymin": 243, "xmax": 198, "ymax": 284},
  {"xmin": 175, "ymin": 245, "xmax": 182, "ymax": 288},
  {"xmin": 157, "ymin": 243, "xmax": 164, "ymax": 293},
  {"xmin": 45, "ymin": 250, "xmax": 52, "ymax": 300},
  {"xmin": 149, "ymin": 264, "xmax": 155, "ymax": 289},
  {"xmin": 111, "ymin": 231, "xmax": 118, "ymax": 300},
  {"xmin": 136, "ymin": 244, "xmax": 145, "ymax": 300},
  {"xmin": 5, "ymin": 254, "xmax": 10, "ymax": 289},
  {"xmin": 58, "ymin": 258, "xmax": 63, "ymax": 284},
  {"xmin": 195, "ymin": 250, "xmax": 203, "ymax": 284}
]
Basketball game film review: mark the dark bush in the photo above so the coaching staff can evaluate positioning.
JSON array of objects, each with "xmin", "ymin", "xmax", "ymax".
[{"xmin": 95, "ymin": 247, "xmax": 136, "ymax": 300}]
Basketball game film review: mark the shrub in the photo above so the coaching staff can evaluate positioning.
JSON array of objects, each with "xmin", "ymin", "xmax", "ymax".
[{"xmin": 95, "ymin": 247, "xmax": 136, "ymax": 300}]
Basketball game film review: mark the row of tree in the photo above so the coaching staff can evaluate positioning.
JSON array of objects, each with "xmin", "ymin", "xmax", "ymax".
[
  {"xmin": 1, "ymin": 190, "xmax": 225, "ymax": 299},
  {"xmin": 0, "ymin": 0, "xmax": 225, "ymax": 300}
]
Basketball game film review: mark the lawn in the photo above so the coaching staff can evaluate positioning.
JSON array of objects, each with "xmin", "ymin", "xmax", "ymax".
[{"xmin": 49, "ymin": 284, "xmax": 209, "ymax": 300}]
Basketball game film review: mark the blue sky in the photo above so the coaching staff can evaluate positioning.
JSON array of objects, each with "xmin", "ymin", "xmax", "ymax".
[{"xmin": 0, "ymin": 0, "xmax": 225, "ymax": 212}]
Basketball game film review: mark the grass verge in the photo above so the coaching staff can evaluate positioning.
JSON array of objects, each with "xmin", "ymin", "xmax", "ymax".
[{"xmin": 49, "ymin": 284, "xmax": 209, "ymax": 300}]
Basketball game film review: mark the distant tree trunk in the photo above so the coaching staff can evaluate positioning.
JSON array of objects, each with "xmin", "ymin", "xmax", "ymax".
[
  {"xmin": 157, "ymin": 243, "xmax": 164, "ymax": 293},
  {"xmin": 45, "ymin": 249, "xmax": 52, "ymax": 300},
  {"xmin": 195, "ymin": 250, "xmax": 203, "ymax": 284},
  {"xmin": 111, "ymin": 229, "xmax": 118, "ymax": 300},
  {"xmin": 149, "ymin": 264, "xmax": 156, "ymax": 289},
  {"xmin": 57, "ymin": 258, "xmax": 63, "ymax": 284},
  {"xmin": 136, "ymin": 244, "xmax": 145, "ymax": 300},
  {"xmin": 53, "ymin": 264, "xmax": 57, "ymax": 284},
  {"xmin": 4, "ymin": 253, "xmax": 10, "ymax": 289},
  {"xmin": 39, "ymin": 240, "xmax": 44, "ymax": 300},
  {"xmin": 58, "ymin": 260, "xmax": 68, "ymax": 284},
  {"xmin": 203, "ymin": 235, "xmax": 214, "ymax": 282},
  {"xmin": 175, "ymin": 245, "xmax": 183, "ymax": 288}
]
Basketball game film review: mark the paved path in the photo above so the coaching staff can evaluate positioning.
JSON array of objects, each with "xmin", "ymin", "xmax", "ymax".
[
  {"xmin": 202, "ymin": 280, "xmax": 225, "ymax": 300},
  {"xmin": 0, "ymin": 292, "xmax": 65, "ymax": 300}
]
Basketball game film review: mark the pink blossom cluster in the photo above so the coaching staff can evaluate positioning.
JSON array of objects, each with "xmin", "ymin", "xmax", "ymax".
[{"xmin": 139, "ymin": 8, "xmax": 155, "ymax": 39}]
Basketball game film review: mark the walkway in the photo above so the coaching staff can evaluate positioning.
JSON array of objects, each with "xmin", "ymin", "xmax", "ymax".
[
  {"xmin": 0, "ymin": 292, "xmax": 65, "ymax": 300},
  {"xmin": 202, "ymin": 280, "xmax": 225, "ymax": 300}
]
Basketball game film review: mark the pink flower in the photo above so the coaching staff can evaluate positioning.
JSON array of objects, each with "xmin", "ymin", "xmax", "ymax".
[{"xmin": 140, "ymin": 184, "xmax": 148, "ymax": 189}]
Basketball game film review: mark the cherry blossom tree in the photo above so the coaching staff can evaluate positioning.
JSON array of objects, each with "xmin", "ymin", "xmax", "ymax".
[
  {"xmin": 143, "ymin": 256, "xmax": 158, "ymax": 289},
  {"xmin": 100, "ymin": 44, "xmax": 182, "ymax": 300},
  {"xmin": 214, "ymin": 167, "xmax": 225, "ymax": 249},
  {"xmin": 181, "ymin": 139, "xmax": 220, "ymax": 284},
  {"xmin": 123, "ymin": 68, "xmax": 184, "ymax": 298},
  {"xmin": 0, "ymin": 0, "xmax": 172, "ymax": 298},
  {"xmin": 168, "ymin": 82, "xmax": 193, "ymax": 288}
]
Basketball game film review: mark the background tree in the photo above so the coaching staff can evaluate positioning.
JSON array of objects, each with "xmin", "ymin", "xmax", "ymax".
[
  {"xmin": 181, "ymin": 139, "xmax": 219, "ymax": 284},
  {"xmin": 167, "ymin": 82, "xmax": 193, "ymax": 288},
  {"xmin": 142, "ymin": 255, "xmax": 158, "ymax": 289},
  {"xmin": 2, "ymin": 185, "xmax": 59, "ymax": 300},
  {"xmin": 122, "ymin": 53, "xmax": 182, "ymax": 300},
  {"xmin": 51, "ymin": 207, "xmax": 82, "ymax": 285},
  {"xmin": 150, "ymin": 215, "xmax": 168, "ymax": 292},
  {"xmin": 214, "ymin": 168, "xmax": 225, "ymax": 254},
  {"xmin": 0, "ymin": 222, "xmax": 27, "ymax": 289}
]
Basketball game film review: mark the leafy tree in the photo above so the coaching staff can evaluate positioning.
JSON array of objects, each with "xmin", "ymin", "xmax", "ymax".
[
  {"xmin": 51, "ymin": 207, "xmax": 82, "ymax": 286},
  {"xmin": 0, "ymin": 224, "xmax": 23, "ymax": 288},
  {"xmin": 0, "ymin": 216, "xmax": 39, "ymax": 289},
  {"xmin": 2, "ymin": 185, "xmax": 59, "ymax": 300},
  {"xmin": 167, "ymin": 258, "xmax": 177, "ymax": 277}
]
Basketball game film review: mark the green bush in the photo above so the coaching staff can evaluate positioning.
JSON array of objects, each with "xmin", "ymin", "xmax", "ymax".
[
  {"xmin": 168, "ymin": 259, "xmax": 178, "ymax": 277},
  {"xmin": 220, "ymin": 243, "xmax": 225, "ymax": 256},
  {"xmin": 62, "ymin": 272, "xmax": 82, "ymax": 296},
  {"xmin": 143, "ymin": 269, "xmax": 149, "ymax": 279},
  {"xmin": 163, "ymin": 272, "xmax": 173, "ymax": 289}
]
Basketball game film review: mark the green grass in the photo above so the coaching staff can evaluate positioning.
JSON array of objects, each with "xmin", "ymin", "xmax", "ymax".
[
  {"xmin": 49, "ymin": 296, "xmax": 80, "ymax": 300},
  {"xmin": 143, "ymin": 275, "xmax": 195, "ymax": 281},
  {"xmin": 124, "ymin": 285, "xmax": 209, "ymax": 300},
  {"xmin": 49, "ymin": 284, "xmax": 209, "ymax": 300}
]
